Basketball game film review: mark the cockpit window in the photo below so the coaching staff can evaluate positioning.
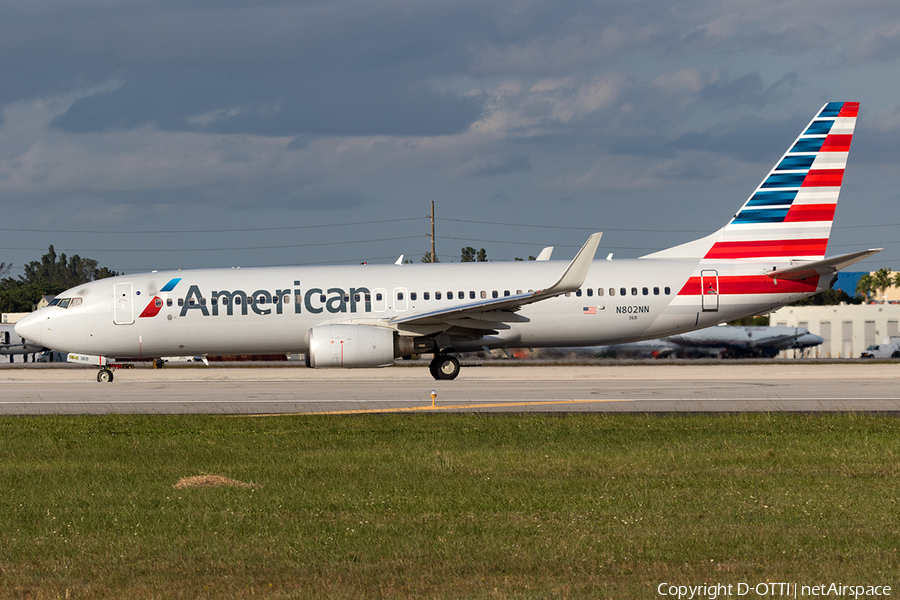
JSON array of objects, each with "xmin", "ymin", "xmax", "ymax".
[{"xmin": 53, "ymin": 297, "xmax": 83, "ymax": 309}]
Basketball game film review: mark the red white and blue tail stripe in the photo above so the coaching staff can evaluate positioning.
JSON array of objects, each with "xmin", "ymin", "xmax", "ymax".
[{"xmin": 704, "ymin": 101, "xmax": 858, "ymax": 261}]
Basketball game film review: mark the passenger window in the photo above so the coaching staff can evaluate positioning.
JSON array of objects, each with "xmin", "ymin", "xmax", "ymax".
[
  {"xmin": 365, "ymin": 294, "xmax": 371, "ymax": 302},
  {"xmin": 447, "ymin": 291, "xmax": 453, "ymax": 300},
  {"xmin": 504, "ymin": 290, "xmax": 510, "ymax": 296},
  {"xmin": 178, "ymin": 298, "xmax": 184, "ymax": 307},
  {"xmin": 397, "ymin": 292, "xmax": 404, "ymax": 301},
  {"xmin": 481, "ymin": 291, "xmax": 487, "ymax": 299},
  {"xmin": 459, "ymin": 291, "xmax": 464, "ymax": 299},
  {"xmin": 653, "ymin": 287, "xmax": 659, "ymax": 295},
  {"xmin": 631, "ymin": 288, "xmax": 637, "ymax": 296},
  {"xmin": 609, "ymin": 288, "xmax": 615, "ymax": 296},
  {"xmin": 575, "ymin": 289, "xmax": 582, "ymax": 297},
  {"xmin": 565, "ymin": 292, "xmax": 571, "ymax": 297},
  {"xmin": 424, "ymin": 292, "xmax": 430, "ymax": 300},
  {"xmin": 517, "ymin": 289, "xmax": 523, "ymax": 294},
  {"xmin": 492, "ymin": 290, "xmax": 498, "ymax": 299},
  {"xmin": 642, "ymin": 287, "xmax": 648, "ymax": 295},
  {"xmin": 295, "ymin": 294, "xmax": 301, "ymax": 306},
  {"xmin": 620, "ymin": 288, "xmax": 626, "ymax": 296},
  {"xmin": 597, "ymin": 288, "xmax": 604, "ymax": 297},
  {"xmin": 435, "ymin": 292, "xmax": 442, "ymax": 300},
  {"xmin": 200, "ymin": 297, "xmax": 207, "ymax": 306},
  {"xmin": 342, "ymin": 294, "xmax": 349, "ymax": 303},
  {"xmin": 210, "ymin": 298, "xmax": 217, "ymax": 306},
  {"xmin": 319, "ymin": 294, "xmax": 326, "ymax": 303},
  {"xmin": 410, "ymin": 292, "xmax": 417, "ymax": 301},
  {"xmin": 469, "ymin": 291, "xmax": 475, "ymax": 299},
  {"xmin": 586, "ymin": 289, "xmax": 593, "ymax": 297},
  {"xmin": 354, "ymin": 294, "xmax": 361, "ymax": 302},
  {"xmin": 235, "ymin": 297, "xmax": 242, "ymax": 305},
  {"xmin": 376, "ymin": 293, "xmax": 383, "ymax": 301},
  {"xmin": 665, "ymin": 287, "xmax": 671, "ymax": 295},
  {"xmin": 247, "ymin": 297, "xmax": 253, "ymax": 305}
]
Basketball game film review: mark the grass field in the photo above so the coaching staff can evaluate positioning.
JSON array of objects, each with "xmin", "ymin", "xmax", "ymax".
[{"xmin": 1, "ymin": 413, "xmax": 898, "ymax": 599}]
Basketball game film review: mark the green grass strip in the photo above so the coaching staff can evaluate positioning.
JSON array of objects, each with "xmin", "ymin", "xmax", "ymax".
[{"xmin": 0, "ymin": 413, "xmax": 898, "ymax": 599}]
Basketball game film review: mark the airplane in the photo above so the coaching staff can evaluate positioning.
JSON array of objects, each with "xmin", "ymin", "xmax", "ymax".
[
  {"xmin": 0, "ymin": 323, "xmax": 46, "ymax": 362},
  {"xmin": 592, "ymin": 325, "xmax": 824, "ymax": 359},
  {"xmin": 15, "ymin": 101, "xmax": 881, "ymax": 382},
  {"xmin": 665, "ymin": 325, "xmax": 824, "ymax": 358}
]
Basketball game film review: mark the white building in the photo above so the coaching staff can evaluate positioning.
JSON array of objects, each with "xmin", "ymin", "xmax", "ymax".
[{"xmin": 769, "ymin": 303, "xmax": 900, "ymax": 358}]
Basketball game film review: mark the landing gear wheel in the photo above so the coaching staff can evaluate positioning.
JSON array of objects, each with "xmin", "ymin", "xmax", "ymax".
[
  {"xmin": 429, "ymin": 355, "xmax": 460, "ymax": 380},
  {"xmin": 892, "ymin": 351, "xmax": 900, "ymax": 359},
  {"xmin": 97, "ymin": 368, "xmax": 114, "ymax": 383}
]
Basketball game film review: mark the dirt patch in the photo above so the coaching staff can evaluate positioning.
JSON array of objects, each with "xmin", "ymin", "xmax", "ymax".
[{"xmin": 173, "ymin": 474, "xmax": 257, "ymax": 489}]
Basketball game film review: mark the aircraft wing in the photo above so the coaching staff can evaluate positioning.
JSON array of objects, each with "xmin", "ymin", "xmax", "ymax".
[
  {"xmin": 766, "ymin": 249, "xmax": 883, "ymax": 283},
  {"xmin": 387, "ymin": 233, "xmax": 602, "ymax": 330}
]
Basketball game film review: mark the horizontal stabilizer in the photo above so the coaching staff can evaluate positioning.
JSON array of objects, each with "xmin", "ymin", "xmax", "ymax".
[{"xmin": 765, "ymin": 248, "xmax": 883, "ymax": 282}]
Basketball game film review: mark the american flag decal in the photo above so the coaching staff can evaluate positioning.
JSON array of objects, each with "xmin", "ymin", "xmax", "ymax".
[{"xmin": 583, "ymin": 306, "xmax": 596, "ymax": 314}]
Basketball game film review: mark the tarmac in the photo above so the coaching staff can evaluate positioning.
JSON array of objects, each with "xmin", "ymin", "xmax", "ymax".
[{"xmin": 1, "ymin": 361, "xmax": 898, "ymax": 415}]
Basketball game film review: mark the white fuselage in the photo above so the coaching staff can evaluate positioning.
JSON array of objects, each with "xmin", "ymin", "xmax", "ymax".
[{"xmin": 14, "ymin": 256, "xmax": 825, "ymax": 360}]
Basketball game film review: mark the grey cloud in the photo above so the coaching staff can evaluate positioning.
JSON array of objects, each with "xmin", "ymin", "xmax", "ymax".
[
  {"xmin": 471, "ymin": 155, "xmax": 531, "ymax": 177},
  {"xmin": 50, "ymin": 70, "xmax": 484, "ymax": 137}
]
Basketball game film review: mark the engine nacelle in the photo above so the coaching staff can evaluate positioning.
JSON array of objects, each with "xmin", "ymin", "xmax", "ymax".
[{"xmin": 305, "ymin": 324, "xmax": 396, "ymax": 368}]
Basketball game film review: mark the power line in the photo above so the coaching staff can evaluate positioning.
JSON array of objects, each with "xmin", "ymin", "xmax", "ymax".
[
  {"xmin": 441, "ymin": 218, "xmax": 708, "ymax": 233},
  {"xmin": 0, "ymin": 235, "xmax": 426, "ymax": 254},
  {"xmin": 0, "ymin": 217, "xmax": 426, "ymax": 235}
]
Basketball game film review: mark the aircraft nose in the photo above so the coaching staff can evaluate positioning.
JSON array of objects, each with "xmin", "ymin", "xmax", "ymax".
[{"xmin": 14, "ymin": 311, "xmax": 44, "ymax": 346}]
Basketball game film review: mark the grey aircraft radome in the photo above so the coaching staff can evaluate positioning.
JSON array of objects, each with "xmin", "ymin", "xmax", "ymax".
[{"xmin": 15, "ymin": 102, "xmax": 880, "ymax": 381}]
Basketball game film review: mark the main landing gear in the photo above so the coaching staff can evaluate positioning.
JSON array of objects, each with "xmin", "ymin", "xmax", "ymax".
[
  {"xmin": 429, "ymin": 354, "xmax": 460, "ymax": 380},
  {"xmin": 97, "ymin": 367, "xmax": 114, "ymax": 383}
]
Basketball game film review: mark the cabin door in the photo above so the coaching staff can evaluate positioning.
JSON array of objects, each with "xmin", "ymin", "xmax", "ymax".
[
  {"xmin": 700, "ymin": 270, "xmax": 719, "ymax": 312},
  {"xmin": 114, "ymin": 282, "xmax": 135, "ymax": 325}
]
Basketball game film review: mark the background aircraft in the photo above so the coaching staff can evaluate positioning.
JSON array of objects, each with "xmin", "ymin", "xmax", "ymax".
[{"xmin": 0, "ymin": 323, "xmax": 46, "ymax": 362}]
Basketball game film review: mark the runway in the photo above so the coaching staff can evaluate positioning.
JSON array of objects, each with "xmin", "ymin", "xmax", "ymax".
[{"xmin": 2, "ymin": 362, "xmax": 900, "ymax": 415}]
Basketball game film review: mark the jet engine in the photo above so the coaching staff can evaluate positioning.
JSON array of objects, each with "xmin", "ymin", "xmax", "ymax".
[{"xmin": 305, "ymin": 324, "xmax": 396, "ymax": 368}]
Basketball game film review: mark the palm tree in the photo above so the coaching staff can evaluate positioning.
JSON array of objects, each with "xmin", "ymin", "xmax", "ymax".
[
  {"xmin": 857, "ymin": 274, "xmax": 875, "ymax": 302},
  {"xmin": 873, "ymin": 268, "xmax": 894, "ymax": 303}
]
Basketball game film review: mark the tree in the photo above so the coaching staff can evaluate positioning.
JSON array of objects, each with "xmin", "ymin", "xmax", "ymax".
[
  {"xmin": 790, "ymin": 288, "xmax": 861, "ymax": 306},
  {"xmin": 856, "ymin": 274, "xmax": 875, "ymax": 301},
  {"xmin": 420, "ymin": 252, "xmax": 439, "ymax": 263},
  {"xmin": 872, "ymin": 268, "xmax": 894, "ymax": 302},
  {"xmin": 0, "ymin": 246, "xmax": 119, "ymax": 314},
  {"xmin": 460, "ymin": 247, "xmax": 487, "ymax": 262},
  {"xmin": 17, "ymin": 245, "xmax": 118, "ymax": 288}
]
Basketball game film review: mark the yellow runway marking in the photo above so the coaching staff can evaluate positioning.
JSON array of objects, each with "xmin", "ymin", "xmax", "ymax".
[{"xmin": 261, "ymin": 398, "xmax": 627, "ymax": 416}]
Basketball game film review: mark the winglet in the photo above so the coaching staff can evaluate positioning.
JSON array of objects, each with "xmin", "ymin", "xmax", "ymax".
[
  {"xmin": 535, "ymin": 247, "xmax": 554, "ymax": 261},
  {"xmin": 539, "ymin": 232, "xmax": 602, "ymax": 296}
]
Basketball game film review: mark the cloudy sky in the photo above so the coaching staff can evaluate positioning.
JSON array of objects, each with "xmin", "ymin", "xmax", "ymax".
[{"xmin": 2, "ymin": 0, "xmax": 900, "ymax": 276}]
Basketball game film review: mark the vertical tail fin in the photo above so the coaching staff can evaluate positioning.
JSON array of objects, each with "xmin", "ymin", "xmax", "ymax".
[
  {"xmin": 643, "ymin": 102, "xmax": 858, "ymax": 261},
  {"xmin": 704, "ymin": 101, "xmax": 858, "ymax": 261}
]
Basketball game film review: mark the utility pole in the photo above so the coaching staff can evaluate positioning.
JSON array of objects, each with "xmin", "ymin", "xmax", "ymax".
[{"xmin": 430, "ymin": 200, "xmax": 436, "ymax": 263}]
